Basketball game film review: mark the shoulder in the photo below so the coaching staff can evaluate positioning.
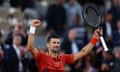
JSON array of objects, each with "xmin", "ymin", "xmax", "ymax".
[
  {"xmin": 60, "ymin": 54, "xmax": 74, "ymax": 58},
  {"xmin": 3, "ymin": 44, "xmax": 11, "ymax": 50}
]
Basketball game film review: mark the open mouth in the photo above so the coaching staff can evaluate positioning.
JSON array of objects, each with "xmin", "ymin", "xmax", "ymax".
[
  {"xmin": 54, "ymin": 46, "xmax": 59, "ymax": 49},
  {"xmin": 54, "ymin": 47, "xmax": 59, "ymax": 49}
]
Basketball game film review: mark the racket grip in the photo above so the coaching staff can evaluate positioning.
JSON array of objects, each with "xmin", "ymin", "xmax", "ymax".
[{"xmin": 100, "ymin": 36, "xmax": 109, "ymax": 51}]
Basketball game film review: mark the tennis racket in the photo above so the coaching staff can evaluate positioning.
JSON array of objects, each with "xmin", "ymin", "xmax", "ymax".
[{"xmin": 82, "ymin": 3, "xmax": 109, "ymax": 51}]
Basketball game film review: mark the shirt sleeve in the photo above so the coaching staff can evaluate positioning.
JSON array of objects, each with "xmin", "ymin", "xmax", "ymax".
[
  {"xmin": 35, "ymin": 51, "xmax": 43, "ymax": 62},
  {"xmin": 63, "ymin": 54, "xmax": 74, "ymax": 64}
]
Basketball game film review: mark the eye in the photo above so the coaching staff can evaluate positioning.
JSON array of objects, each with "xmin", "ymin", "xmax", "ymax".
[
  {"xmin": 52, "ymin": 42, "xmax": 56, "ymax": 44},
  {"xmin": 57, "ymin": 42, "xmax": 60, "ymax": 44},
  {"xmin": 52, "ymin": 41, "xmax": 60, "ymax": 44}
]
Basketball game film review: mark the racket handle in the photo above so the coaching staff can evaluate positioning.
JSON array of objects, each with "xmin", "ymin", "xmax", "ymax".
[{"xmin": 100, "ymin": 36, "xmax": 109, "ymax": 51}]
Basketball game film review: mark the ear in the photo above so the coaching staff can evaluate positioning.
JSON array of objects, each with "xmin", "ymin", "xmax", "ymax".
[{"xmin": 46, "ymin": 43, "xmax": 50, "ymax": 48}]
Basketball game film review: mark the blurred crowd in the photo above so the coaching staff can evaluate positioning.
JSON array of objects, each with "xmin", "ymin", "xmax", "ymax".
[{"xmin": 0, "ymin": 0, "xmax": 120, "ymax": 72}]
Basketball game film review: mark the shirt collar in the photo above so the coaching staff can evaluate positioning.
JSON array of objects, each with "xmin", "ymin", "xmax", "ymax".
[
  {"xmin": 45, "ymin": 52, "xmax": 60, "ymax": 61},
  {"xmin": 13, "ymin": 44, "xmax": 20, "ymax": 51}
]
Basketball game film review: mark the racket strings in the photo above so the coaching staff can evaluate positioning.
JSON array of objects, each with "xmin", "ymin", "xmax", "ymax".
[{"xmin": 84, "ymin": 6, "xmax": 102, "ymax": 27}]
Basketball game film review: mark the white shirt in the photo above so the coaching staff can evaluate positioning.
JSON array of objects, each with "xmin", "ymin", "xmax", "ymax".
[
  {"xmin": 71, "ymin": 41, "xmax": 79, "ymax": 54},
  {"xmin": 106, "ymin": 22, "xmax": 112, "ymax": 36},
  {"xmin": 13, "ymin": 44, "xmax": 23, "ymax": 72}
]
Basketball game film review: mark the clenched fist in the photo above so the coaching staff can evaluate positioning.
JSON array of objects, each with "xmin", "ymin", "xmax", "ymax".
[
  {"xmin": 32, "ymin": 19, "xmax": 41, "ymax": 27},
  {"xmin": 92, "ymin": 28, "xmax": 103, "ymax": 39}
]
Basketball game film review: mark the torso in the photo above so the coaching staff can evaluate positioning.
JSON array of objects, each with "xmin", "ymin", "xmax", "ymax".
[{"xmin": 37, "ymin": 53, "xmax": 65, "ymax": 72}]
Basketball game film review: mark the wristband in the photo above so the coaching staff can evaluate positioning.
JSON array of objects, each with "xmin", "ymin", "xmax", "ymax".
[
  {"xmin": 90, "ymin": 37, "xmax": 99, "ymax": 45},
  {"xmin": 29, "ymin": 26, "xmax": 36, "ymax": 34}
]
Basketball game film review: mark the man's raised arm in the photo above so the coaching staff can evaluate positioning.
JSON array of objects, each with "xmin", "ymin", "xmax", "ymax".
[
  {"xmin": 27, "ymin": 19, "xmax": 41, "ymax": 58},
  {"xmin": 74, "ymin": 28, "xmax": 102, "ymax": 61}
]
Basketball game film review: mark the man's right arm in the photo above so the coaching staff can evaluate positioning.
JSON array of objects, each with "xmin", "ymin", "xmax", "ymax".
[
  {"xmin": 27, "ymin": 19, "xmax": 41, "ymax": 58},
  {"xmin": 27, "ymin": 33, "xmax": 38, "ymax": 58}
]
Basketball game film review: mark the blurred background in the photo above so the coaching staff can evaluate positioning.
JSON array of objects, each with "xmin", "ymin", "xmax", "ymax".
[{"xmin": 0, "ymin": 0, "xmax": 120, "ymax": 72}]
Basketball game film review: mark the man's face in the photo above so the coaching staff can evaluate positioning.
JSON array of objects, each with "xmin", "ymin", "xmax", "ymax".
[
  {"xmin": 47, "ymin": 38, "xmax": 60, "ymax": 53},
  {"xmin": 115, "ymin": 51, "xmax": 120, "ymax": 59},
  {"xmin": 13, "ymin": 36, "xmax": 22, "ymax": 46},
  {"xmin": 68, "ymin": 29, "xmax": 77, "ymax": 41},
  {"xmin": 69, "ymin": 0, "xmax": 75, "ymax": 4},
  {"xmin": 114, "ymin": 0, "xmax": 120, "ymax": 6},
  {"xmin": 56, "ymin": 0, "xmax": 64, "ymax": 4}
]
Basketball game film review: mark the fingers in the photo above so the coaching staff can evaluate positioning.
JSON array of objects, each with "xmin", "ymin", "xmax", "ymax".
[
  {"xmin": 93, "ymin": 28, "xmax": 103, "ymax": 39},
  {"xmin": 33, "ymin": 19, "xmax": 41, "ymax": 24},
  {"xmin": 94, "ymin": 29, "xmax": 99, "ymax": 36},
  {"xmin": 32, "ymin": 19, "xmax": 41, "ymax": 27},
  {"xmin": 95, "ymin": 28, "xmax": 103, "ymax": 36}
]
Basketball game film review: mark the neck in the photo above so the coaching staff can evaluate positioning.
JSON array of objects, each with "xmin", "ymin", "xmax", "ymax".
[
  {"xmin": 69, "ymin": 1, "xmax": 75, "ymax": 5},
  {"xmin": 49, "ymin": 51, "xmax": 59, "ymax": 58},
  {"xmin": 13, "ymin": 44, "xmax": 20, "ymax": 47}
]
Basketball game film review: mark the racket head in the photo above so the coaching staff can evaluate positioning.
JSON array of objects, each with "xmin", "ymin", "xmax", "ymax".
[{"xmin": 82, "ymin": 3, "xmax": 103, "ymax": 28}]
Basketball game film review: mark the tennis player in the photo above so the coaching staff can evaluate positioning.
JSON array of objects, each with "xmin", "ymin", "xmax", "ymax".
[{"xmin": 27, "ymin": 19, "xmax": 102, "ymax": 72}]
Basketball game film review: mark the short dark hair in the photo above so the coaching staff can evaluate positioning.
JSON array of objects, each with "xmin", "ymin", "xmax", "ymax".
[{"xmin": 47, "ymin": 34, "xmax": 60, "ymax": 43}]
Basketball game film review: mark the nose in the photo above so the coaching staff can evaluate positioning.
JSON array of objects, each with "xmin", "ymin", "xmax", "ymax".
[
  {"xmin": 55, "ymin": 42, "xmax": 60, "ymax": 47},
  {"xmin": 55, "ymin": 43, "xmax": 59, "ymax": 46}
]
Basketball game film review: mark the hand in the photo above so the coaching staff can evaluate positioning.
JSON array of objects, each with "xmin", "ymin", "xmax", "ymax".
[
  {"xmin": 92, "ymin": 28, "xmax": 103, "ymax": 39},
  {"xmin": 32, "ymin": 19, "xmax": 41, "ymax": 27}
]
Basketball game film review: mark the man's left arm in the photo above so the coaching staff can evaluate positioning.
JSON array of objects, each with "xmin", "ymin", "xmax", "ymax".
[
  {"xmin": 73, "ymin": 28, "xmax": 102, "ymax": 61},
  {"xmin": 74, "ymin": 42, "xmax": 95, "ymax": 61}
]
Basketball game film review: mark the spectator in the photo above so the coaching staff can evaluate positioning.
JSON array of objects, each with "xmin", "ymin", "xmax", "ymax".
[
  {"xmin": 83, "ymin": 52, "xmax": 96, "ymax": 72},
  {"xmin": 9, "ymin": 0, "xmax": 21, "ymax": 8},
  {"xmin": 21, "ymin": 0, "xmax": 35, "ymax": 10},
  {"xmin": 46, "ymin": 0, "xmax": 66, "ymax": 36},
  {"xmin": 103, "ymin": 12, "xmax": 112, "ymax": 41},
  {"xmin": 101, "ymin": 51, "xmax": 113, "ymax": 72},
  {"xmin": 111, "ymin": 20, "xmax": 120, "ymax": 47},
  {"xmin": 71, "ymin": 59, "xmax": 83, "ymax": 72},
  {"xmin": 65, "ymin": 0, "xmax": 83, "ymax": 27},
  {"xmin": 10, "ymin": 0, "xmax": 35, "ymax": 11},
  {"xmin": 0, "ymin": 0, "xmax": 4, "ymax": 6},
  {"xmin": 61, "ymin": 28, "xmax": 78, "ymax": 54},
  {"xmin": 0, "ymin": 31, "xmax": 4, "ymax": 51},
  {"xmin": 61, "ymin": 14, "xmax": 88, "ymax": 54},
  {"xmin": 5, "ymin": 34, "xmax": 28, "ymax": 72},
  {"xmin": 93, "ymin": 46, "xmax": 104, "ymax": 72},
  {"xmin": 0, "ymin": 31, "xmax": 13, "ymax": 72},
  {"xmin": 111, "ymin": 46, "xmax": 120, "ymax": 72},
  {"xmin": 0, "ymin": 32, "xmax": 5, "ymax": 72},
  {"xmin": 108, "ymin": 0, "xmax": 120, "ymax": 30},
  {"xmin": 61, "ymin": 14, "xmax": 88, "ymax": 71},
  {"xmin": 102, "ymin": 12, "xmax": 113, "ymax": 50},
  {"xmin": 5, "ymin": 22, "xmax": 28, "ymax": 46},
  {"xmin": 100, "ymin": 46, "xmax": 120, "ymax": 72}
]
